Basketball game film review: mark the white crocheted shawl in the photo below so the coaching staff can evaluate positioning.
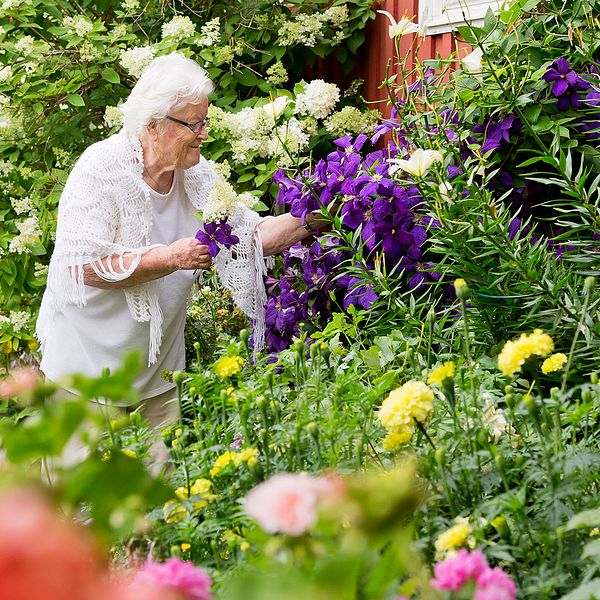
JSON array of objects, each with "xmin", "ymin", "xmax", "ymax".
[{"xmin": 36, "ymin": 132, "xmax": 269, "ymax": 365}]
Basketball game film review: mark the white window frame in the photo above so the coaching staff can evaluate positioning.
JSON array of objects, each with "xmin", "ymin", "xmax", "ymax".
[{"xmin": 419, "ymin": 0, "xmax": 502, "ymax": 36}]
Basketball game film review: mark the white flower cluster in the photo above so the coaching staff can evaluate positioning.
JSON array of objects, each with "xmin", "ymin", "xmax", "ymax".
[
  {"xmin": 161, "ymin": 15, "xmax": 196, "ymax": 40},
  {"xmin": 8, "ymin": 215, "xmax": 41, "ymax": 254},
  {"xmin": 121, "ymin": 0, "xmax": 139, "ymax": 13},
  {"xmin": 104, "ymin": 106, "xmax": 123, "ymax": 129},
  {"xmin": 267, "ymin": 118, "xmax": 310, "ymax": 166},
  {"xmin": 203, "ymin": 179, "xmax": 257, "ymax": 223},
  {"xmin": 63, "ymin": 15, "xmax": 93, "ymax": 37},
  {"xmin": 208, "ymin": 159, "xmax": 231, "ymax": 180},
  {"xmin": 14, "ymin": 35, "xmax": 35, "ymax": 56},
  {"xmin": 0, "ymin": 160, "xmax": 14, "ymax": 176},
  {"xmin": 1, "ymin": 0, "xmax": 24, "ymax": 11},
  {"xmin": 34, "ymin": 262, "xmax": 49, "ymax": 279},
  {"xmin": 119, "ymin": 45, "xmax": 155, "ymax": 78},
  {"xmin": 52, "ymin": 147, "xmax": 73, "ymax": 169},
  {"xmin": 325, "ymin": 106, "xmax": 381, "ymax": 137},
  {"xmin": 295, "ymin": 80, "xmax": 340, "ymax": 119},
  {"xmin": 7, "ymin": 310, "xmax": 30, "ymax": 332},
  {"xmin": 0, "ymin": 64, "xmax": 12, "ymax": 82},
  {"xmin": 278, "ymin": 4, "xmax": 349, "ymax": 47},
  {"xmin": 10, "ymin": 195, "xmax": 33, "ymax": 215},
  {"xmin": 198, "ymin": 17, "xmax": 220, "ymax": 47}
]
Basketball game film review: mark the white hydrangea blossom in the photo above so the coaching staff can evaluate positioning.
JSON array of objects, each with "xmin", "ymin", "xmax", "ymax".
[
  {"xmin": 219, "ymin": 106, "xmax": 274, "ymax": 163},
  {"xmin": 121, "ymin": 0, "xmax": 140, "ymax": 12},
  {"xmin": 295, "ymin": 80, "xmax": 340, "ymax": 119},
  {"xmin": 34, "ymin": 263, "xmax": 48, "ymax": 278},
  {"xmin": 208, "ymin": 159, "xmax": 231, "ymax": 180},
  {"xmin": 0, "ymin": 26, "xmax": 5, "ymax": 35},
  {"xmin": 266, "ymin": 117, "xmax": 309, "ymax": 166},
  {"xmin": 323, "ymin": 5, "xmax": 349, "ymax": 26},
  {"xmin": 9, "ymin": 215, "xmax": 42, "ymax": 254},
  {"xmin": 14, "ymin": 35, "xmax": 36, "ymax": 56},
  {"xmin": 1, "ymin": 0, "xmax": 24, "ymax": 10},
  {"xmin": 119, "ymin": 45, "xmax": 155, "ymax": 78},
  {"xmin": 63, "ymin": 15, "xmax": 93, "ymax": 37},
  {"xmin": 199, "ymin": 17, "xmax": 220, "ymax": 47},
  {"xmin": 0, "ymin": 160, "xmax": 14, "ymax": 176},
  {"xmin": 325, "ymin": 106, "xmax": 381, "ymax": 137},
  {"xmin": 0, "ymin": 64, "xmax": 12, "ymax": 82},
  {"xmin": 104, "ymin": 105, "xmax": 123, "ymax": 129},
  {"xmin": 79, "ymin": 42, "xmax": 99, "ymax": 62},
  {"xmin": 10, "ymin": 195, "xmax": 34, "ymax": 215},
  {"xmin": 111, "ymin": 24, "xmax": 128, "ymax": 38},
  {"xmin": 0, "ymin": 315, "xmax": 10, "ymax": 326},
  {"xmin": 9, "ymin": 310, "xmax": 30, "ymax": 333},
  {"xmin": 203, "ymin": 179, "xmax": 257, "ymax": 222},
  {"xmin": 161, "ymin": 15, "xmax": 196, "ymax": 40}
]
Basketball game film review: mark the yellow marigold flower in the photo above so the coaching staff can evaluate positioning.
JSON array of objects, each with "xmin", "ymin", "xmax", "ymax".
[
  {"xmin": 121, "ymin": 448, "xmax": 137, "ymax": 458},
  {"xmin": 190, "ymin": 477, "xmax": 213, "ymax": 497},
  {"xmin": 382, "ymin": 428, "xmax": 413, "ymax": 450},
  {"xmin": 222, "ymin": 530, "xmax": 240, "ymax": 544},
  {"xmin": 236, "ymin": 447, "xmax": 259, "ymax": 467},
  {"xmin": 101, "ymin": 450, "xmax": 111, "ymax": 462},
  {"xmin": 379, "ymin": 380, "xmax": 434, "ymax": 431},
  {"xmin": 240, "ymin": 541, "xmax": 250, "ymax": 552},
  {"xmin": 163, "ymin": 500, "xmax": 187, "ymax": 523},
  {"xmin": 590, "ymin": 528, "xmax": 600, "ymax": 537},
  {"xmin": 214, "ymin": 355, "xmax": 244, "ymax": 378},
  {"xmin": 427, "ymin": 361, "xmax": 455, "ymax": 385},
  {"xmin": 541, "ymin": 353, "xmax": 567, "ymax": 374},
  {"xmin": 454, "ymin": 278, "xmax": 469, "ymax": 299},
  {"xmin": 210, "ymin": 451, "xmax": 238, "ymax": 477},
  {"xmin": 181, "ymin": 543, "xmax": 191, "ymax": 552},
  {"xmin": 497, "ymin": 329, "xmax": 554, "ymax": 376},
  {"xmin": 435, "ymin": 518, "xmax": 472, "ymax": 553}
]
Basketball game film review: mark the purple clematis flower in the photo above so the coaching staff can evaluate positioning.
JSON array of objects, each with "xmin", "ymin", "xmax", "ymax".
[
  {"xmin": 196, "ymin": 220, "xmax": 239, "ymax": 257},
  {"xmin": 473, "ymin": 115, "xmax": 521, "ymax": 153},
  {"xmin": 543, "ymin": 57, "xmax": 591, "ymax": 110}
]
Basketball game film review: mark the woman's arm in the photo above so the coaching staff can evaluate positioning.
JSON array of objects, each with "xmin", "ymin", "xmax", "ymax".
[
  {"xmin": 82, "ymin": 238, "xmax": 212, "ymax": 289},
  {"xmin": 258, "ymin": 213, "xmax": 328, "ymax": 256}
]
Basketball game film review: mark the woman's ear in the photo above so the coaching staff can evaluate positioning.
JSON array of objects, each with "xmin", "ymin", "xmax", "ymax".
[{"xmin": 145, "ymin": 120, "xmax": 159, "ymax": 141}]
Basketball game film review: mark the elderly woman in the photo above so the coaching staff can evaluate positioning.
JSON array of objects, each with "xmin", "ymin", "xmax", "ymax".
[{"xmin": 36, "ymin": 53, "xmax": 315, "ymax": 440}]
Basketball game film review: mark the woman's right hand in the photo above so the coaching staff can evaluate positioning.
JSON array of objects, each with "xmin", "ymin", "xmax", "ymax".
[{"xmin": 166, "ymin": 237, "xmax": 213, "ymax": 270}]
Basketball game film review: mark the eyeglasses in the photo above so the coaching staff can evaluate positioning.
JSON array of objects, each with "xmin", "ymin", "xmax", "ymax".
[{"xmin": 165, "ymin": 115, "xmax": 210, "ymax": 133}]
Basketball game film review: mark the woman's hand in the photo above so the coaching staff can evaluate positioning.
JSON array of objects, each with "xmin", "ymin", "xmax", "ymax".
[{"xmin": 167, "ymin": 237, "xmax": 213, "ymax": 270}]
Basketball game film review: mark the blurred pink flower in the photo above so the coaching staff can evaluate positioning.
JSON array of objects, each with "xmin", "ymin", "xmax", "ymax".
[
  {"xmin": 135, "ymin": 557, "xmax": 213, "ymax": 600},
  {"xmin": 0, "ymin": 367, "xmax": 38, "ymax": 398},
  {"xmin": 431, "ymin": 549, "xmax": 488, "ymax": 592},
  {"xmin": 474, "ymin": 567, "xmax": 517, "ymax": 600},
  {"xmin": 244, "ymin": 472, "xmax": 335, "ymax": 536},
  {"xmin": 0, "ymin": 487, "xmax": 103, "ymax": 600}
]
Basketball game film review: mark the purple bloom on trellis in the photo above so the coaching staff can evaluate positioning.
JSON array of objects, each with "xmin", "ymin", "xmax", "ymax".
[
  {"xmin": 473, "ymin": 115, "xmax": 521, "ymax": 153},
  {"xmin": 584, "ymin": 90, "xmax": 600, "ymax": 107},
  {"xmin": 195, "ymin": 220, "xmax": 239, "ymax": 257},
  {"xmin": 543, "ymin": 57, "xmax": 591, "ymax": 110},
  {"xmin": 447, "ymin": 165, "xmax": 463, "ymax": 179}
]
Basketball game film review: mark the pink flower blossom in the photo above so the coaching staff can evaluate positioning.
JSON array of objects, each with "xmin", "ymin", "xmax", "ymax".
[
  {"xmin": 0, "ymin": 367, "xmax": 38, "ymax": 398},
  {"xmin": 431, "ymin": 549, "xmax": 488, "ymax": 592},
  {"xmin": 135, "ymin": 557, "xmax": 213, "ymax": 600},
  {"xmin": 474, "ymin": 567, "xmax": 517, "ymax": 600},
  {"xmin": 244, "ymin": 472, "xmax": 336, "ymax": 536}
]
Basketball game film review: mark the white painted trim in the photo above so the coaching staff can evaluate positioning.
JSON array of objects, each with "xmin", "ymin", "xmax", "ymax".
[{"xmin": 419, "ymin": 0, "xmax": 502, "ymax": 36}]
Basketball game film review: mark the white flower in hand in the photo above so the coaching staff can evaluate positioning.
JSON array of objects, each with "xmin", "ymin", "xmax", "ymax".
[
  {"xmin": 389, "ymin": 148, "xmax": 443, "ymax": 177},
  {"xmin": 461, "ymin": 47, "xmax": 484, "ymax": 76},
  {"xmin": 377, "ymin": 10, "xmax": 419, "ymax": 39},
  {"xmin": 261, "ymin": 96, "xmax": 288, "ymax": 119}
]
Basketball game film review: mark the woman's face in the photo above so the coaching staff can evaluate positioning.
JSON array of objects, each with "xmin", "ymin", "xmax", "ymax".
[{"xmin": 150, "ymin": 97, "xmax": 209, "ymax": 171}]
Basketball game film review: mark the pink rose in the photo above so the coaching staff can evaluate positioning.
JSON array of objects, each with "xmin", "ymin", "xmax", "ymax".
[
  {"xmin": 135, "ymin": 557, "xmax": 213, "ymax": 600},
  {"xmin": 244, "ymin": 472, "xmax": 334, "ymax": 536}
]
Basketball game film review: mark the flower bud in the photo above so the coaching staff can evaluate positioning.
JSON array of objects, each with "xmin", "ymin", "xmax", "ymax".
[
  {"xmin": 220, "ymin": 389, "xmax": 228, "ymax": 402},
  {"xmin": 193, "ymin": 341, "xmax": 200, "ymax": 351},
  {"xmin": 584, "ymin": 276, "xmax": 596, "ymax": 294},
  {"xmin": 435, "ymin": 447, "xmax": 445, "ymax": 465},
  {"xmin": 426, "ymin": 309, "xmax": 436, "ymax": 325},
  {"xmin": 550, "ymin": 387, "xmax": 560, "ymax": 400},
  {"xmin": 504, "ymin": 393, "xmax": 514, "ymax": 408},
  {"xmin": 173, "ymin": 370, "xmax": 185, "ymax": 385},
  {"xmin": 307, "ymin": 422, "xmax": 319, "ymax": 438},
  {"xmin": 239, "ymin": 328, "xmax": 250, "ymax": 344},
  {"xmin": 504, "ymin": 385, "xmax": 514, "ymax": 395},
  {"xmin": 255, "ymin": 395, "xmax": 268, "ymax": 410},
  {"xmin": 292, "ymin": 340, "xmax": 305, "ymax": 354},
  {"xmin": 581, "ymin": 389, "xmax": 592, "ymax": 403},
  {"xmin": 523, "ymin": 394, "xmax": 537, "ymax": 414},
  {"xmin": 454, "ymin": 278, "xmax": 470, "ymax": 300},
  {"xmin": 309, "ymin": 342, "xmax": 320, "ymax": 360},
  {"xmin": 591, "ymin": 373, "xmax": 598, "ymax": 385}
]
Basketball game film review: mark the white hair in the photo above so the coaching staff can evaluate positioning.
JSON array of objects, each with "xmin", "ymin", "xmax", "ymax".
[{"xmin": 120, "ymin": 53, "xmax": 214, "ymax": 136}]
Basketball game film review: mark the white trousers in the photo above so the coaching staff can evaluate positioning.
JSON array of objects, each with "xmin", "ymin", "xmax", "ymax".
[{"xmin": 44, "ymin": 387, "xmax": 180, "ymax": 481}]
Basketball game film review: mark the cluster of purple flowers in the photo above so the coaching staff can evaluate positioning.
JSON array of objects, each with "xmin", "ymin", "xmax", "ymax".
[
  {"xmin": 195, "ymin": 220, "xmax": 239, "ymax": 257},
  {"xmin": 266, "ymin": 133, "xmax": 440, "ymax": 353}
]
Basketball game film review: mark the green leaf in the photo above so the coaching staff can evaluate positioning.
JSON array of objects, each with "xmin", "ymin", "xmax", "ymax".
[
  {"xmin": 582, "ymin": 539, "xmax": 600, "ymax": 560},
  {"xmin": 566, "ymin": 508, "xmax": 600, "ymax": 530},
  {"xmin": 101, "ymin": 68, "xmax": 120, "ymax": 84},
  {"xmin": 66, "ymin": 93, "xmax": 85, "ymax": 107},
  {"xmin": 559, "ymin": 579, "xmax": 600, "ymax": 600}
]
